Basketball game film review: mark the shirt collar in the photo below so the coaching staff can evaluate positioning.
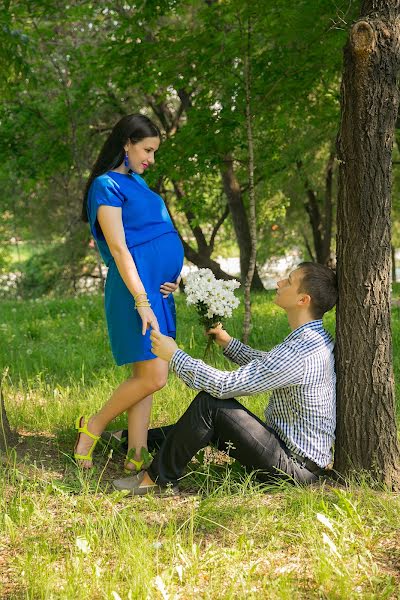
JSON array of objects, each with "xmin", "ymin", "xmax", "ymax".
[{"xmin": 284, "ymin": 319, "xmax": 324, "ymax": 343}]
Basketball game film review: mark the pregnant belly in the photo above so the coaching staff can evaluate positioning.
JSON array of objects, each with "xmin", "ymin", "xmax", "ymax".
[{"xmin": 131, "ymin": 231, "xmax": 184, "ymax": 291}]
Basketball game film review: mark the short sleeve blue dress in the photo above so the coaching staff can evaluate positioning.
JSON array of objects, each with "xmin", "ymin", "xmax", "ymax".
[{"xmin": 87, "ymin": 171, "xmax": 184, "ymax": 366}]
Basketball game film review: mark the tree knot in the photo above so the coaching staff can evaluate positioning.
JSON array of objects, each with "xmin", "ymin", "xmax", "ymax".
[{"xmin": 351, "ymin": 20, "xmax": 376, "ymax": 56}]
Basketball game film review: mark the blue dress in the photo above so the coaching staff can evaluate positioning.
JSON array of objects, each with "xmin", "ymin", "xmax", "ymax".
[{"xmin": 87, "ymin": 171, "xmax": 184, "ymax": 365}]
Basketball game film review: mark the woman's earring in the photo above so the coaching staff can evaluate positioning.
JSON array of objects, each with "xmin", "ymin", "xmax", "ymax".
[{"xmin": 124, "ymin": 151, "xmax": 129, "ymax": 167}]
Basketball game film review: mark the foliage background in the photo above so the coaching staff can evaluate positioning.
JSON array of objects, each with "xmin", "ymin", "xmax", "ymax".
[{"xmin": 2, "ymin": 0, "xmax": 386, "ymax": 297}]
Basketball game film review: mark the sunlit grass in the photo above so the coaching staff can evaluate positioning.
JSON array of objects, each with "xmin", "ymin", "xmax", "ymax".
[{"xmin": 0, "ymin": 290, "xmax": 399, "ymax": 598}]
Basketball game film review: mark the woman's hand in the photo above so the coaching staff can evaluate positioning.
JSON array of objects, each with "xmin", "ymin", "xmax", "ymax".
[
  {"xmin": 137, "ymin": 306, "xmax": 160, "ymax": 335},
  {"xmin": 160, "ymin": 275, "xmax": 181, "ymax": 298},
  {"xmin": 207, "ymin": 324, "xmax": 232, "ymax": 349}
]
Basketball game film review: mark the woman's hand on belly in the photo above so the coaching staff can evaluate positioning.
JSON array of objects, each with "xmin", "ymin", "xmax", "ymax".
[{"xmin": 160, "ymin": 275, "xmax": 181, "ymax": 298}]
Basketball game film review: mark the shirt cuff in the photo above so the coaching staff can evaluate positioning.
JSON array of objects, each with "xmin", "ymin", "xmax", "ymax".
[
  {"xmin": 169, "ymin": 348, "xmax": 191, "ymax": 374},
  {"xmin": 223, "ymin": 337, "xmax": 243, "ymax": 360}
]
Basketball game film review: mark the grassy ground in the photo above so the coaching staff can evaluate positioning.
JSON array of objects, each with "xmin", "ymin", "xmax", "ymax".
[{"xmin": 1, "ymin": 287, "xmax": 400, "ymax": 599}]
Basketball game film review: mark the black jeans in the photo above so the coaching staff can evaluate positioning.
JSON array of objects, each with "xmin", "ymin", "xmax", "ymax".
[{"xmin": 144, "ymin": 392, "xmax": 320, "ymax": 486}]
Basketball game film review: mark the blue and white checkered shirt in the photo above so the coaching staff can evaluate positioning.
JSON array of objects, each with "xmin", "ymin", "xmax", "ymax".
[{"xmin": 170, "ymin": 320, "xmax": 336, "ymax": 467}]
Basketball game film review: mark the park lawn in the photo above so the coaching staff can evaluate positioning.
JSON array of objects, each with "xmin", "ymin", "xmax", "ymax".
[{"xmin": 0, "ymin": 288, "xmax": 399, "ymax": 599}]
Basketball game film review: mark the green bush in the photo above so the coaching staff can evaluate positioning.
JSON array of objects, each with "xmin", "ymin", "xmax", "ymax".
[
  {"xmin": 18, "ymin": 227, "xmax": 98, "ymax": 298},
  {"xmin": 0, "ymin": 245, "xmax": 11, "ymax": 273}
]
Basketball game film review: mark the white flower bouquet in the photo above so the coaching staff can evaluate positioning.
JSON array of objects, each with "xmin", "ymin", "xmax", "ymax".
[{"xmin": 184, "ymin": 268, "xmax": 240, "ymax": 358}]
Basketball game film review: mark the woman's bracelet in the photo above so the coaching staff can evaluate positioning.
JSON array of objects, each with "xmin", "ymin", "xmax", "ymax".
[
  {"xmin": 134, "ymin": 292, "xmax": 148, "ymax": 301},
  {"xmin": 135, "ymin": 301, "xmax": 151, "ymax": 309}
]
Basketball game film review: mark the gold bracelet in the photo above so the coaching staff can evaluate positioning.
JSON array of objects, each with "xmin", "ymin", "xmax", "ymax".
[
  {"xmin": 134, "ymin": 292, "xmax": 148, "ymax": 301},
  {"xmin": 135, "ymin": 302, "xmax": 151, "ymax": 309}
]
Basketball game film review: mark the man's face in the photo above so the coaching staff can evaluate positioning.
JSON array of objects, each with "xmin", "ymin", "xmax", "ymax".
[{"xmin": 274, "ymin": 268, "xmax": 305, "ymax": 310}]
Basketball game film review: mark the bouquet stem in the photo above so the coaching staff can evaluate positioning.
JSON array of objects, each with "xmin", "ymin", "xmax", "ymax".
[{"xmin": 203, "ymin": 321, "xmax": 220, "ymax": 364}]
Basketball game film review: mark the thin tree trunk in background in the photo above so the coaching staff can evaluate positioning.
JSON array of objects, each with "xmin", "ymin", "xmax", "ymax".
[
  {"xmin": 335, "ymin": 0, "xmax": 400, "ymax": 487},
  {"xmin": 221, "ymin": 157, "xmax": 264, "ymax": 290},
  {"xmin": 161, "ymin": 186, "xmax": 236, "ymax": 281},
  {"xmin": 392, "ymin": 244, "xmax": 397, "ymax": 281},
  {"xmin": 242, "ymin": 12, "xmax": 257, "ymax": 343},
  {"xmin": 150, "ymin": 76, "xmax": 265, "ymax": 290},
  {"xmin": 302, "ymin": 233, "xmax": 315, "ymax": 262},
  {"xmin": 322, "ymin": 151, "xmax": 335, "ymax": 264},
  {"xmin": 297, "ymin": 150, "xmax": 335, "ymax": 265},
  {"xmin": 0, "ymin": 384, "xmax": 17, "ymax": 454}
]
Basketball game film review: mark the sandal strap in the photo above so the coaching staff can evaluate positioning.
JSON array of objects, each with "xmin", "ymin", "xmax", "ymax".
[
  {"xmin": 75, "ymin": 416, "xmax": 100, "ymax": 442},
  {"xmin": 74, "ymin": 416, "xmax": 100, "ymax": 463},
  {"xmin": 74, "ymin": 451, "xmax": 97, "ymax": 461},
  {"xmin": 125, "ymin": 456, "xmax": 144, "ymax": 472},
  {"xmin": 124, "ymin": 447, "xmax": 152, "ymax": 473}
]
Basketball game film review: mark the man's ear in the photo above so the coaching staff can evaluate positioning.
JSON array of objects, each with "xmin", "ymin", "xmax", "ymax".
[{"xmin": 297, "ymin": 294, "xmax": 311, "ymax": 308}]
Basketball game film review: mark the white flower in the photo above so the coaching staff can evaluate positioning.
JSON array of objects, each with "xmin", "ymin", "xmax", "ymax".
[{"xmin": 184, "ymin": 269, "xmax": 240, "ymax": 323}]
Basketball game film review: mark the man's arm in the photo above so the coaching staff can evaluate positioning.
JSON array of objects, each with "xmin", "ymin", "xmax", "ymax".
[
  {"xmin": 208, "ymin": 324, "xmax": 272, "ymax": 366},
  {"xmin": 150, "ymin": 331, "xmax": 304, "ymax": 399},
  {"xmin": 223, "ymin": 338, "xmax": 272, "ymax": 366}
]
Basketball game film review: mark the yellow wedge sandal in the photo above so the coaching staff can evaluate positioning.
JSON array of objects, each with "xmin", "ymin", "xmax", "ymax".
[
  {"xmin": 124, "ymin": 447, "xmax": 152, "ymax": 474},
  {"xmin": 74, "ymin": 416, "xmax": 100, "ymax": 466}
]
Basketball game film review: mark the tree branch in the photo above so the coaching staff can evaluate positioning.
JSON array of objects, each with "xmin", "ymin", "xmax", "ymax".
[{"xmin": 209, "ymin": 203, "xmax": 230, "ymax": 253}]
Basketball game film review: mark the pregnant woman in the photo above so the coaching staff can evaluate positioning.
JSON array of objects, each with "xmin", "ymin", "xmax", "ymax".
[{"xmin": 74, "ymin": 114, "xmax": 184, "ymax": 472}]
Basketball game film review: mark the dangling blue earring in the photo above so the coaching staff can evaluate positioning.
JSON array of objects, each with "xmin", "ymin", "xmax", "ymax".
[{"xmin": 124, "ymin": 151, "xmax": 129, "ymax": 168}]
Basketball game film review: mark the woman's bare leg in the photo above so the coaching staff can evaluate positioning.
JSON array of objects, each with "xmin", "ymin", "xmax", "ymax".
[{"xmin": 74, "ymin": 358, "xmax": 168, "ymax": 467}]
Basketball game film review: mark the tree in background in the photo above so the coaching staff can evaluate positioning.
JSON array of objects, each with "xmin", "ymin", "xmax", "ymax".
[
  {"xmin": 242, "ymin": 7, "xmax": 257, "ymax": 341},
  {"xmin": 335, "ymin": 0, "xmax": 400, "ymax": 488},
  {"xmin": 0, "ymin": 0, "xmax": 352, "ymax": 297}
]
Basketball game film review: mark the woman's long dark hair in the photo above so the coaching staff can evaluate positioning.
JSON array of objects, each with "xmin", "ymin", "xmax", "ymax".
[{"xmin": 82, "ymin": 114, "xmax": 160, "ymax": 222}]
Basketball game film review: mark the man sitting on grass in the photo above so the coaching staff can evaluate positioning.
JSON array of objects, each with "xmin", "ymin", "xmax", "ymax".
[{"xmin": 113, "ymin": 262, "xmax": 338, "ymax": 495}]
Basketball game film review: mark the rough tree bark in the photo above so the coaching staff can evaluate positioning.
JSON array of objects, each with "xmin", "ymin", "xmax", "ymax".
[{"xmin": 335, "ymin": 0, "xmax": 400, "ymax": 487}]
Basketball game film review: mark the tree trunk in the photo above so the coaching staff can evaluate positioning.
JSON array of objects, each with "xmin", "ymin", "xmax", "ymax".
[
  {"xmin": 0, "ymin": 389, "xmax": 17, "ymax": 453},
  {"xmin": 242, "ymin": 13, "xmax": 257, "ymax": 343},
  {"xmin": 297, "ymin": 151, "xmax": 335, "ymax": 265},
  {"xmin": 221, "ymin": 155, "xmax": 264, "ymax": 290},
  {"xmin": 150, "ymin": 89, "xmax": 264, "ymax": 289},
  {"xmin": 335, "ymin": 1, "xmax": 400, "ymax": 488},
  {"xmin": 161, "ymin": 183, "xmax": 236, "ymax": 281},
  {"xmin": 180, "ymin": 238, "xmax": 237, "ymax": 280},
  {"xmin": 392, "ymin": 244, "xmax": 397, "ymax": 282}
]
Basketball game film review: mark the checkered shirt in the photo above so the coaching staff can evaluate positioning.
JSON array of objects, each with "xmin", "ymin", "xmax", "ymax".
[{"xmin": 170, "ymin": 320, "xmax": 336, "ymax": 468}]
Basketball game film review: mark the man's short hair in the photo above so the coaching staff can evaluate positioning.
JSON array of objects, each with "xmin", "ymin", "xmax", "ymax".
[{"xmin": 296, "ymin": 262, "xmax": 338, "ymax": 318}]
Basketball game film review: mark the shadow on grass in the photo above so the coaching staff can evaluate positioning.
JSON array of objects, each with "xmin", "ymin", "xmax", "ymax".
[
  {"xmin": 1, "ymin": 429, "xmax": 132, "ymax": 495},
  {"xmin": 3, "ymin": 429, "xmax": 292, "ymax": 499}
]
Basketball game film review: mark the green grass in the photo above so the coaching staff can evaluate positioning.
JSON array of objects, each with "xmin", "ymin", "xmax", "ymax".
[{"xmin": 0, "ymin": 290, "xmax": 399, "ymax": 599}]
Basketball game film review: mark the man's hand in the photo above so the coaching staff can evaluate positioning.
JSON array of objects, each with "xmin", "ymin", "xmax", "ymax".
[
  {"xmin": 150, "ymin": 330, "xmax": 178, "ymax": 362},
  {"xmin": 207, "ymin": 324, "xmax": 232, "ymax": 349}
]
